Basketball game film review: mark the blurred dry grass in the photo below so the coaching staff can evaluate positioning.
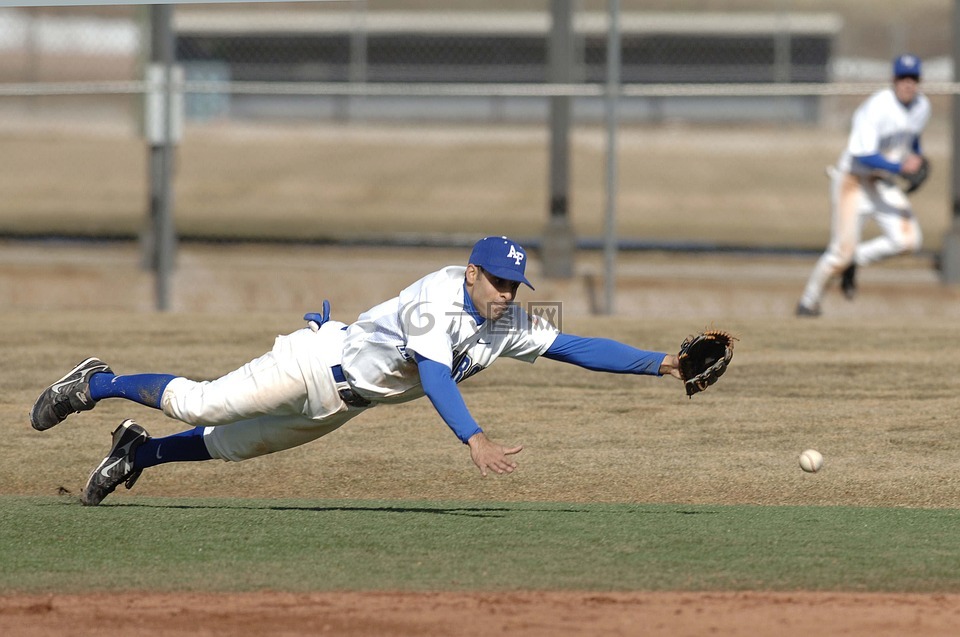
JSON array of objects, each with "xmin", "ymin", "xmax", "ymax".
[
  {"xmin": 0, "ymin": 119, "xmax": 951, "ymax": 251},
  {"xmin": 3, "ymin": 307, "xmax": 960, "ymax": 509}
]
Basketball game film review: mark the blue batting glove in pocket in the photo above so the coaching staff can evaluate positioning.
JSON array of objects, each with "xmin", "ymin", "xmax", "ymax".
[{"xmin": 304, "ymin": 299, "xmax": 332, "ymax": 332}]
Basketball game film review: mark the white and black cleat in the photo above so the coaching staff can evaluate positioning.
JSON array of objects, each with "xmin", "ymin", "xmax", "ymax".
[
  {"xmin": 795, "ymin": 302, "xmax": 822, "ymax": 318},
  {"xmin": 840, "ymin": 263, "xmax": 857, "ymax": 301},
  {"xmin": 81, "ymin": 419, "xmax": 150, "ymax": 506},
  {"xmin": 30, "ymin": 357, "xmax": 113, "ymax": 431}
]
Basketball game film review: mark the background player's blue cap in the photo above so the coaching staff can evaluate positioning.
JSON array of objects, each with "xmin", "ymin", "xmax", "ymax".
[
  {"xmin": 469, "ymin": 236, "xmax": 535, "ymax": 290},
  {"xmin": 893, "ymin": 54, "xmax": 922, "ymax": 79}
]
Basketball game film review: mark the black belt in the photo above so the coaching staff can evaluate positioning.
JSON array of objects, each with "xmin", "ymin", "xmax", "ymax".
[{"xmin": 331, "ymin": 364, "xmax": 370, "ymax": 408}]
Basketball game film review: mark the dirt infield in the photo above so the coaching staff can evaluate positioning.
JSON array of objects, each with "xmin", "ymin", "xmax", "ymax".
[{"xmin": 4, "ymin": 591, "xmax": 960, "ymax": 637}]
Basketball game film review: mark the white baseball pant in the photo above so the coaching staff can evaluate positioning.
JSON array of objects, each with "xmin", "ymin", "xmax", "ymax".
[
  {"xmin": 159, "ymin": 321, "xmax": 368, "ymax": 462},
  {"xmin": 800, "ymin": 171, "xmax": 922, "ymax": 308}
]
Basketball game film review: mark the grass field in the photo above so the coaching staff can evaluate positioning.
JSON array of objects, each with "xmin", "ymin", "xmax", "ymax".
[
  {"xmin": 3, "ymin": 282, "xmax": 960, "ymax": 634},
  {"xmin": 3, "ymin": 32, "xmax": 960, "ymax": 629},
  {"xmin": 5, "ymin": 308, "xmax": 960, "ymax": 507},
  {"xmin": 4, "ymin": 497, "xmax": 960, "ymax": 593},
  {"xmin": 3, "ymin": 2, "xmax": 960, "ymax": 633},
  {"xmin": 0, "ymin": 123, "xmax": 958, "ymax": 631}
]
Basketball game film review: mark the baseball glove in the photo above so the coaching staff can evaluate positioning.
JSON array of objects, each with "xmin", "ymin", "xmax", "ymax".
[
  {"xmin": 677, "ymin": 330, "xmax": 737, "ymax": 398},
  {"xmin": 902, "ymin": 156, "xmax": 930, "ymax": 194}
]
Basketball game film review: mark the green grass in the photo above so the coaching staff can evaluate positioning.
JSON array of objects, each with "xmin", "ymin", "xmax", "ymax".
[{"xmin": 3, "ymin": 496, "xmax": 959, "ymax": 594}]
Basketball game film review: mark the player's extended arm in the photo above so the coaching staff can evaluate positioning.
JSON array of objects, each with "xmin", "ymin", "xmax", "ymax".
[
  {"xmin": 854, "ymin": 152, "xmax": 924, "ymax": 175},
  {"xmin": 415, "ymin": 355, "xmax": 523, "ymax": 476},
  {"xmin": 543, "ymin": 333, "xmax": 682, "ymax": 379}
]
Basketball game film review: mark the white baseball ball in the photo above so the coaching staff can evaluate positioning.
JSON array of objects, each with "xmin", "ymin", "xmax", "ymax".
[{"xmin": 799, "ymin": 449, "xmax": 823, "ymax": 473}]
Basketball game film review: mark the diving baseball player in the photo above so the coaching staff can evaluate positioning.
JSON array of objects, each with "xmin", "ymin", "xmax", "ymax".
[
  {"xmin": 797, "ymin": 54, "xmax": 930, "ymax": 317},
  {"xmin": 31, "ymin": 236, "xmax": 687, "ymax": 505}
]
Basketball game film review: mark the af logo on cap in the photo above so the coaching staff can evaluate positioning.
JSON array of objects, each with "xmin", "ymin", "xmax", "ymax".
[{"xmin": 468, "ymin": 235, "xmax": 535, "ymax": 289}]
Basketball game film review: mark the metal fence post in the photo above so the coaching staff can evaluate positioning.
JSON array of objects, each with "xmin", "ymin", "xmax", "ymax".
[
  {"xmin": 145, "ymin": 4, "xmax": 178, "ymax": 310},
  {"xmin": 541, "ymin": 0, "xmax": 576, "ymax": 280},
  {"xmin": 940, "ymin": 0, "xmax": 960, "ymax": 284},
  {"xmin": 602, "ymin": 0, "xmax": 621, "ymax": 315}
]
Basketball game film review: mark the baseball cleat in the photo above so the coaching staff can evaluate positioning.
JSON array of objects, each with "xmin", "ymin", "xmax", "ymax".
[
  {"xmin": 30, "ymin": 357, "xmax": 113, "ymax": 431},
  {"xmin": 840, "ymin": 263, "xmax": 857, "ymax": 300},
  {"xmin": 795, "ymin": 302, "xmax": 821, "ymax": 318},
  {"xmin": 81, "ymin": 419, "xmax": 150, "ymax": 506}
]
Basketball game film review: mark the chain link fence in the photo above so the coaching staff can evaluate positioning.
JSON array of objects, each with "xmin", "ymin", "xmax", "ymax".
[{"xmin": 0, "ymin": 1, "xmax": 952, "ymax": 253}]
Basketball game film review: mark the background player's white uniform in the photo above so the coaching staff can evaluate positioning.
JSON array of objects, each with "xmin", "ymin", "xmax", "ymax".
[
  {"xmin": 160, "ymin": 266, "xmax": 558, "ymax": 462},
  {"xmin": 798, "ymin": 85, "xmax": 930, "ymax": 313}
]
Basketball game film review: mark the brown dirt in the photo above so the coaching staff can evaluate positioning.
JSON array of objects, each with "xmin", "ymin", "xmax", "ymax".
[{"xmin": 3, "ymin": 591, "xmax": 960, "ymax": 637}]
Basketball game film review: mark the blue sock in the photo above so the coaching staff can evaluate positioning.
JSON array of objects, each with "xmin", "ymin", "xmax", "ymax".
[
  {"xmin": 89, "ymin": 373, "xmax": 177, "ymax": 408},
  {"xmin": 135, "ymin": 426, "xmax": 212, "ymax": 469}
]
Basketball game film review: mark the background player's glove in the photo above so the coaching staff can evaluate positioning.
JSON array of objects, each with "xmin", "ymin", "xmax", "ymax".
[
  {"xmin": 902, "ymin": 156, "xmax": 930, "ymax": 194},
  {"xmin": 304, "ymin": 299, "xmax": 332, "ymax": 332},
  {"xmin": 677, "ymin": 330, "xmax": 737, "ymax": 398}
]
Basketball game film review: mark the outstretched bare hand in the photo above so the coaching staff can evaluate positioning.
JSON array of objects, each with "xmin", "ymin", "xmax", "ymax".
[
  {"xmin": 901, "ymin": 153, "xmax": 924, "ymax": 175},
  {"xmin": 467, "ymin": 432, "xmax": 523, "ymax": 477},
  {"xmin": 661, "ymin": 354, "xmax": 683, "ymax": 380}
]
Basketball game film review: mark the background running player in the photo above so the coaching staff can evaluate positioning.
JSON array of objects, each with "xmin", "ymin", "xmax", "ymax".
[
  {"xmin": 797, "ymin": 54, "xmax": 930, "ymax": 317},
  {"xmin": 31, "ymin": 236, "xmax": 688, "ymax": 505}
]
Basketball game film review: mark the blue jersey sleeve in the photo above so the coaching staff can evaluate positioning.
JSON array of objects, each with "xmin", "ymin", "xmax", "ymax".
[
  {"xmin": 416, "ymin": 354, "xmax": 482, "ymax": 444},
  {"xmin": 853, "ymin": 152, "xmax": 902, "ymax": 174},
  {"xmin": 542, "ymin": 333, "xmax": 666, "ymax": 376}
]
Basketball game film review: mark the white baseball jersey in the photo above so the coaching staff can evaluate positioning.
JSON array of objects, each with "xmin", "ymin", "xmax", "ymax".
[
  {"xmin": 341, "ymin": 266, "xmax": 559, "ymax": 404},
  {"xmin": 161, "ymin": 266, "xmax": 558, "ymax": 462},
  {"xmin": 838, "ymin": 87, "xmax": 930, "ymax": 177}
]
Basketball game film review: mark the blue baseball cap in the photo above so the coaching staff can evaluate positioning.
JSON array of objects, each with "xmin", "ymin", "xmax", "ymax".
[
  {"xmin": 468, "ymin": 236, "xmax": 535, "ymax": 290},
  {"xmin": 893, "ymin": 54, "xmax": 922, "ymax": 79}
]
